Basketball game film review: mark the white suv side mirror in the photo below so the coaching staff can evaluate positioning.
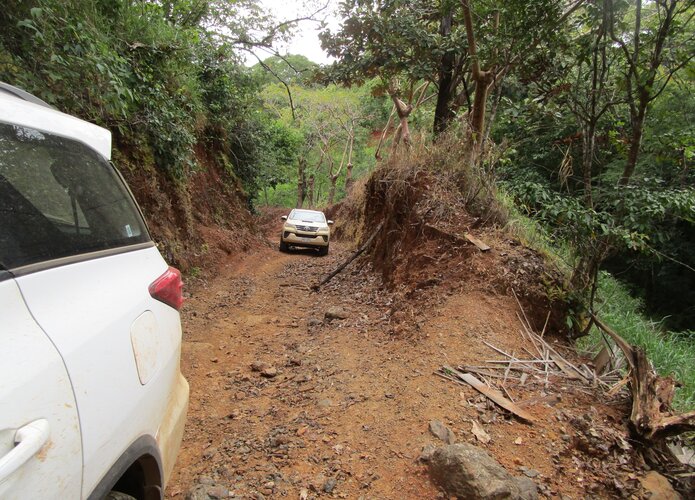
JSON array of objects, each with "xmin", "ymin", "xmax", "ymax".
[
  {"xmin": 281, "ymin": 216, "xmax": 287, "ymax": 221},
  {"xmin": 327, "ymin": 220, "xmax": 334, "ymax": 225}
]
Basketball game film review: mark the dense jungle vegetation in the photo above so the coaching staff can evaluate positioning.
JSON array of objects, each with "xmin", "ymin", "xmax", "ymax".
[{"xmin": 1, "ymin": 1, "xmax": 693, "ymax": 402}]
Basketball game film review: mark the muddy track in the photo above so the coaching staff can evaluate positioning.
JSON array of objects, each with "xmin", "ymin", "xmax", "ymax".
[{"xmin": 166, "ymin": 224, "xmax": 645, "ymax": 499}]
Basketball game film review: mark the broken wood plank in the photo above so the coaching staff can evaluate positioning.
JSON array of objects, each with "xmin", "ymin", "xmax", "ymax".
[
  {"xmin": 464, "ymin": 232, "xmax": 491, "ymax": 251},
  {"xmin": 423, "ymin": 224, "xmax": 469, "ymax": 246},
  {"xmin": 443, "ymin": 366, "xmax": 535, "ymax": 424},
  {"xmin": 457, "ymin": 366, "xmax": 522, "ymax": 381},
  {"xmin": 548, "ymin": 352, "xmax": 585, "ymax": 381}
]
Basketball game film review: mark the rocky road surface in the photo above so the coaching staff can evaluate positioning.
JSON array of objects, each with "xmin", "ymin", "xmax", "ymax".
[{"xmin": 165, "ymin": 223, "xmax": 664, "ymax": 499}]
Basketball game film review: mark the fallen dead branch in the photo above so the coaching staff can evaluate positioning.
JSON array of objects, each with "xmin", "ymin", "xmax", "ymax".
[
  {"xmin": 438, "ymin": 366, "xmax": 535, "ymax": 423},
  {"xmin": 512, "ymin": 289, "xmax": 593, "ymax": 384},
  {"xmin": 591, "ymin": 314, "xmax": 695, "ymax": 442},
  {"xmin": 435, "ymin": 297, "xmax": 626, "ymax": 428},
  {"xmin": 312, "ymin": 221, "xmax": 384, "ymax": 291}
]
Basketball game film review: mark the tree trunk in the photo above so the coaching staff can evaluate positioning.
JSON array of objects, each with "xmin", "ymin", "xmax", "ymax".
[
  {"xmin": 307, "ymin": 174, "xmax": 315, "ymax": 208},
  {"xmin": 619, "ymin": 102, "xmax": 646, "ymax": 185},
  {"xmin": 461, "ymin": 0, "xmax": 494, "ymax": 167},
  {"xmin": 581, "ymin": 122, "xmax": 596, "ymax": 208},
  {"xmin": 345, "ymin": 162, "xmax": 354, "ymax": 192},
  {"xmin": 396, "ymin": 113, "xmax": 411, "ymax": 148},
  {"xmin": 433, "ymin": 8, "xmax": 455, "ymax": 136},
  {"xmin": 328, "ymin": 175, "xmax": 338, "ymax": 205},
  {"xmin": 470, "ymin": 73, "xmax": 493, "ymax": 144},
  {"xmin": 388, "ymin": 90, "xmax": 413, "ymax": 152},
  {"xmin": 296, "ymin": 156, "xmax": 306, "ymax": 208},
  {"xmin": 344, "ymin": 130, "xmax": 354, "ymax": 192}
]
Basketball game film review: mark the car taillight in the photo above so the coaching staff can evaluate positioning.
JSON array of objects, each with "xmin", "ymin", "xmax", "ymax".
[{"xmin": 149, "ymin": 266, "xmax": 184, "ymax": 310}]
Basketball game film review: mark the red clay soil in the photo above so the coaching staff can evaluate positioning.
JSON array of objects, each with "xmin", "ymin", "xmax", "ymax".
[
  {"xmin": 165, "ymin": 211, "xmax": 659, "ymax": 499},
  {"xmin": 114, "ymin": 138, "xmax": 262, "ymax": 274}
]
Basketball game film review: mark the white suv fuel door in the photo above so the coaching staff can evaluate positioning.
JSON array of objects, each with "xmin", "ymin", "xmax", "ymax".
[{"xmin": 0, "ymin": 279, "xmax": 82, "ymax": 499}]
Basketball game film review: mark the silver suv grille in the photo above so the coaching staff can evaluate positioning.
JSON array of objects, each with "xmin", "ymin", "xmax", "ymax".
[{"xmin": 296, "ymin": 225, "xmax": 318, "ymax": 232}]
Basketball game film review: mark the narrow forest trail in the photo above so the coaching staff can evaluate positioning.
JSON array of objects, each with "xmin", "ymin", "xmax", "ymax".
[{"xmin": 165, "ymin": 215, "xmax": 637, "ymax": 499}]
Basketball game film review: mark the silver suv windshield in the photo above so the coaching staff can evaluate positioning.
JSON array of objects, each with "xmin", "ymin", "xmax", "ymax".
[
  {"xmin": 290, "ymin": 210, "xmax": 326, "ymax": 223},
  {"xmin": 0, "ymin": 122, "xmax": 150, "ymax": 270}
]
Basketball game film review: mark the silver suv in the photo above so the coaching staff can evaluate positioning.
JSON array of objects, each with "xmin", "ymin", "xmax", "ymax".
[{"xmin": 279, "ymin": 209, "xmax": 333, "ymax": 256}]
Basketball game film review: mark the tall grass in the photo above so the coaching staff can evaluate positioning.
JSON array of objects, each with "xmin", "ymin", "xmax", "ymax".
[
  {"xmin": 497, "ymin": 189, "xmax": 573, "ymax": 274},
  {"xmin": 579, "ymin": 272, "xmax": 695, "ymax": 411}
]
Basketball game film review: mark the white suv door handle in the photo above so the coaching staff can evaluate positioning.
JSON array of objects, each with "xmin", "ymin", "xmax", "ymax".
[{"xmin": 0, "ymin": 419, "xmax": 50, "ymax": 483}]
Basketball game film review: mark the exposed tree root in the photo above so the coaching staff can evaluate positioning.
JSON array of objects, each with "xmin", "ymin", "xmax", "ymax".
[{"xmin": 591, "ymin": 314, "xmax": 695, "ymax": 442}]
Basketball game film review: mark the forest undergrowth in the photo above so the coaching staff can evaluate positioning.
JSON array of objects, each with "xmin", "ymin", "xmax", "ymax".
[{"xmin": 502, "ymin": 201, "xmax": 695, "ymax": 411}]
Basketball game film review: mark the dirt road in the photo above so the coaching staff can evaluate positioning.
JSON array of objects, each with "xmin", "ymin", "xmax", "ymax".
[{"xmin": 165, "ymin": 221, "xmax": 640, "ymax": 499}]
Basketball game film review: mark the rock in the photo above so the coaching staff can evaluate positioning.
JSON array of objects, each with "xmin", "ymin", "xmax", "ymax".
[
  {"xmin": 308, "ymin": 318, "xmax": 323, "ymax": 327},
  {"xmin": 419, "ymin": 444, "xmax": 437, "ymax": 462},
  {"xmin": 186, "ymin": 482, "xmax": 229, "ymax": 500},
  {"xmin": 519, "ymin": 467, "xmax": 539, "ymax": 478},
  {"xmin": 251, "ymin": 361, "xmax": 268, "ymax": 372},
  {"xmin": 310, "ymin": 474, "xmax": 327, "ymax": 492},
  {"xmin": 516, "ymin": 478, "xmax": 539, "ymax": 499},
  {"xmin": 323, "ymin": 477, "xmax": 338, "ymax": 493},
  {"xmin": 429, "ymin": 420, "xmax": 456, "ymax": 445},
  {"xmin": 639, "ymin": 471, "xmax": 681, "ymax": 500},
  {"xmin": 261, "ymin": 367, "xmax": 278, "ymax": 378},
  {"xmin": 325, "ymin": 306, "xmax": 350, "ymax": 321},
  {"xmin": 428, "ymin": 443, "xmax": 538, "ymax": 500},
  {"xmin": 318, "ymin": 399, "xmax": 333, "ymax": 408}
]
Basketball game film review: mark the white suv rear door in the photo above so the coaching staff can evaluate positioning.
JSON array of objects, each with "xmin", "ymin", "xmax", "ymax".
[
  {"xmin": 0, "ymin": 278, "xmax": 82, "ymax": 499},
  {"xmin": 16, "ymin": 247, "xmax": 179, "ymax": 496}
]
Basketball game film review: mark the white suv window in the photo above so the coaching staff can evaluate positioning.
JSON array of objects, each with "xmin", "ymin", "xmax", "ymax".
[{"xmin": 0, "ymin": 122, "xmax": 149, "ymax": 270}]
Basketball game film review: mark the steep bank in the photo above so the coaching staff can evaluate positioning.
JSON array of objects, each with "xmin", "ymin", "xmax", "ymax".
[
  {"xmin": 329, "ymin": 143, "xmax": 570, "ymax": 340},
  {"xmin": 114, "ymin": 138, "xmax": 259, "ymax": 273}
]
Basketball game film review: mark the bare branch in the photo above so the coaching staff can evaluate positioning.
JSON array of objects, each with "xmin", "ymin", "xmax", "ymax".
[{"xmin": 249, "ymin": 51, "xmax": 297, "ymax": 121}]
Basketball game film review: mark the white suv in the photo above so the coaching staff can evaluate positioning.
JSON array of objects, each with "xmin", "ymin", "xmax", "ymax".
[{"xmin": 0, "ymin": 83, "xmax": 189, "ymax": 499}]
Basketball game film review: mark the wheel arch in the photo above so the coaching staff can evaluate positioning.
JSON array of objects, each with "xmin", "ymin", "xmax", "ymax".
[{"xmin": 87, "ymin": 435, "xmax": 163, "ymax": 500}]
